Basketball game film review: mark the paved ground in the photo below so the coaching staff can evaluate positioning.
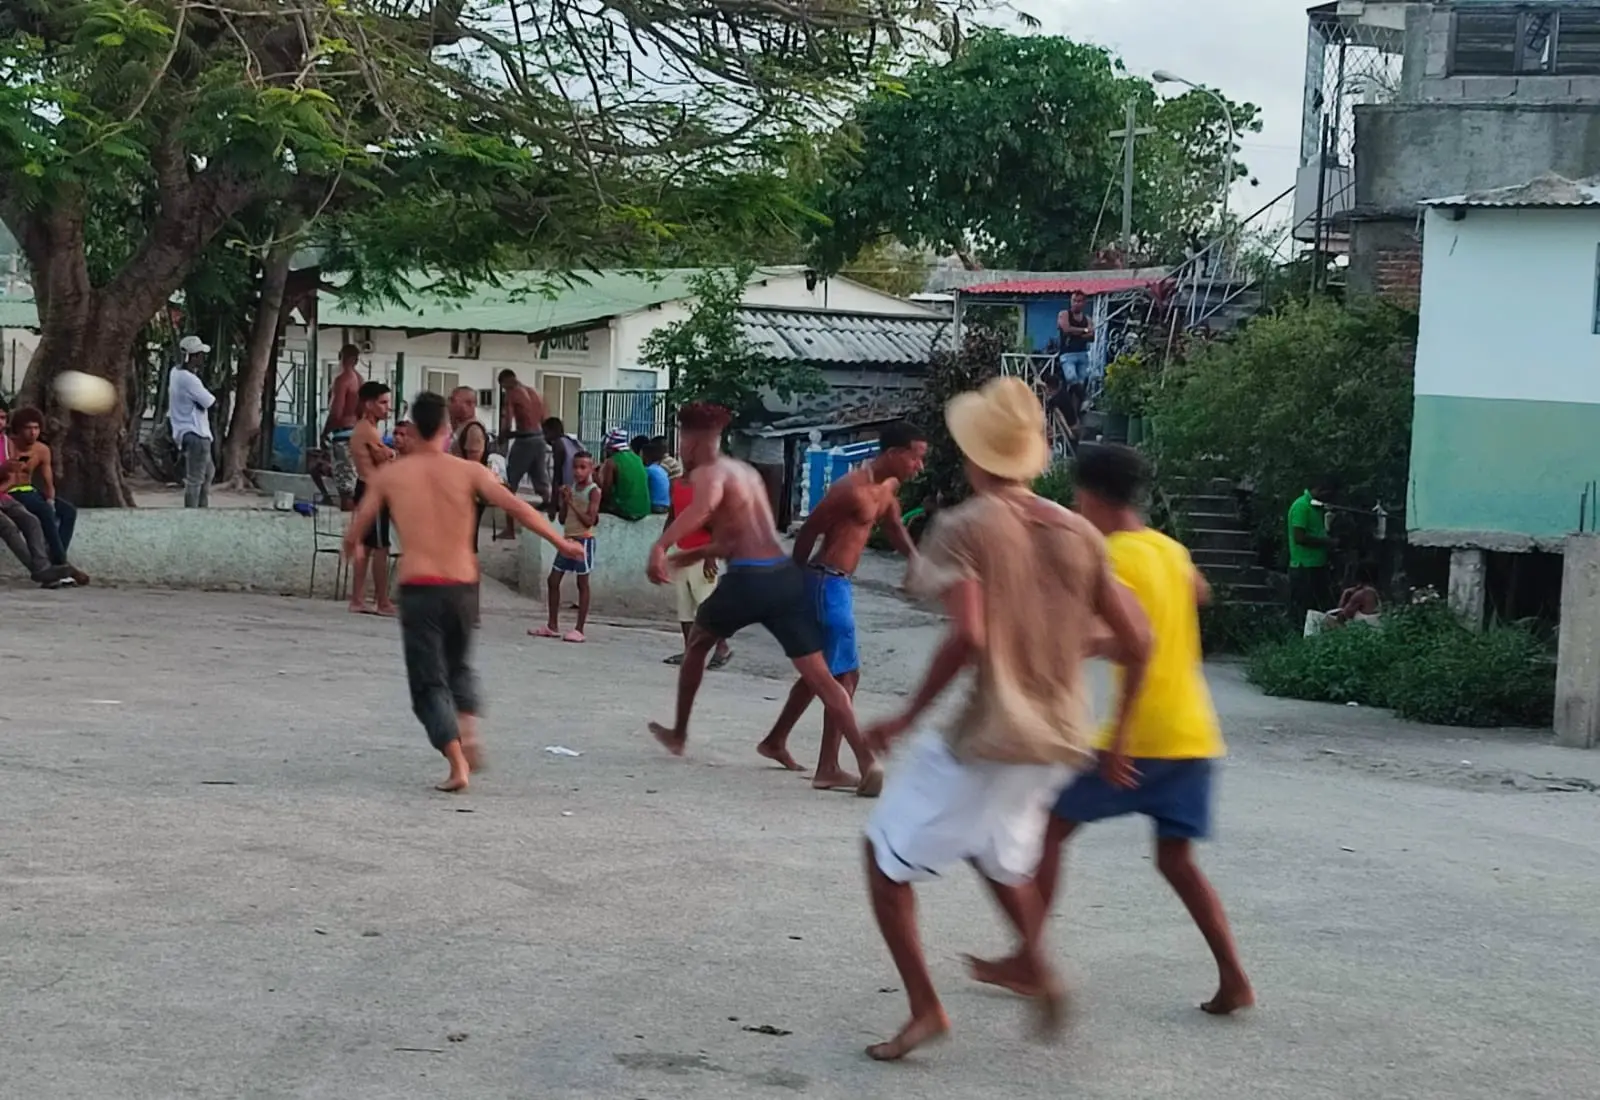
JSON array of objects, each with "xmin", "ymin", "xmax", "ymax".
[{"xmin": 5, "ymin": 569, "xmax": 1600, "ymax": 1099}]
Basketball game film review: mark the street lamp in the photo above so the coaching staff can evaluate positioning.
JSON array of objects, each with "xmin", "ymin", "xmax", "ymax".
[{"xmin": 1152, "ymin": 70, "xmax": 1236, "ymax": 230}]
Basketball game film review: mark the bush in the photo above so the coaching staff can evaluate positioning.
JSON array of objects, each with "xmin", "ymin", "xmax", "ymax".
[
  {"xmin": 1247, "ymin": 601, "xmax": 1554, "ymax": 728},
  {"xmin": 1149, "ymin": 297, "xmax": 1416, "ymax": 565},
  {"xmin": 1200, "ymin": 597, "xmax": 1294, "ymax": 656}
]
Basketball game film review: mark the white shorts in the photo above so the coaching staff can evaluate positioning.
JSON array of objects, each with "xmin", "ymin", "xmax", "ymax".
[
  {"xmin": 865, "ymin": 729, "xmax": 1072, "ymax": 886},
  {"xmin": 673, "ymin": 562, "xmax": 718, "ymax": 622}
]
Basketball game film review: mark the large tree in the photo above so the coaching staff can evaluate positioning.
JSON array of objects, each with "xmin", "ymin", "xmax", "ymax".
[
  {"xmin": 813, "ymin": 30, "xmax": 1261, "ymax": 273},
  {"xmin": 0, "ymin": 0, "xmax": 958, "ymax": 505}
]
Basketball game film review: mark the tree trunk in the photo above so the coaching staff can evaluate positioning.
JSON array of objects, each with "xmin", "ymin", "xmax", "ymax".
[{"xmin": 219, "ymin": 241, "xmax": 295, "ymax": 485}]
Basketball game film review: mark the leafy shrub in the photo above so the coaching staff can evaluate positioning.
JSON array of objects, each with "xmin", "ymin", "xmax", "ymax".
[
  {"xmin": 1247, "ymin": 601, "xmax": 1554, "ymax": 728},
  {"xmin": 1200, "ymin": 597, "xmax": 1294, "ymax": 656},
  {"xmin": 1149, "ymin": 297, "xmax": 1416, "ymax": 565},
  {"xmin": 1032, "ymin": 466, "xmax": 1074, "ymax": 507}
]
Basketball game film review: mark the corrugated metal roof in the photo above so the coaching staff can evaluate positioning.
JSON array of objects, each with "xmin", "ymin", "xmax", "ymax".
[
  {"xmin": 0, "ymin": 297, "xmax": 39, "ymax": 329},
  {"xmin": 926, "ymin": 265, "xmax": 1170, "ymax": 294},
  {"xmin": 959, "ymin": 275, "xmax": 1166, "ymax": 297},
  {"xmin": 1422, "ymin": 173, "xmax": 1600, "ymax": 208},
  {"xmin": 737, "ymin": 307, "xmax": 952, "ymax": 368}
]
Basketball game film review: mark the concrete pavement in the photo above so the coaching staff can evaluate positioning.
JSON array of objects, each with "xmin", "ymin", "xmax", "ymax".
[{"xmin": 3, "ymin": 576, "xmax": 1599, "ymax": 1099}]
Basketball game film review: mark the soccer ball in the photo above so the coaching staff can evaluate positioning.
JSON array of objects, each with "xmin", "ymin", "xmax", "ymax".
[{"xmin": 54, "ymin": 371, "xmax": 118, "ymax": 415}]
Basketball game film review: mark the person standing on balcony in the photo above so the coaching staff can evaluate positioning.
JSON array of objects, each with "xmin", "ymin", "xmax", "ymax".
[{"xmin": 1054, "ymin": 291, "xmax": 1095, "ymax": 434}]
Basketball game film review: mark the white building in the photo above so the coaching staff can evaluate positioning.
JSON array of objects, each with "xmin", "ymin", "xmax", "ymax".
[
  {"xmin": 284, "ymin": 267, "xmax": 934, "ymax": 432},
  {"xmin": 0, "ymin": 297, "xmax": 38, "ymax": 397}
]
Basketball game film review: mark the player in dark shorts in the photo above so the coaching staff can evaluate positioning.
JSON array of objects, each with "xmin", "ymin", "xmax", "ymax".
[{"xmin": 645, "ymin": 403, "xmax": 866, "ymax": 765}]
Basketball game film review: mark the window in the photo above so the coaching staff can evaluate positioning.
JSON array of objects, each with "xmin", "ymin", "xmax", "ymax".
[
  {"xmin": 1453, "ymin": 8, "xmax": 1600, "ymax": 76},
  {"xmin": 537, "ymin": 371, "xmax": 582, "ymax": 427},
  {"xmin": 425, "ymin": 368, "xmax": 460, "ymax": 396},
  {"xmin": 449, "ymin": 330, "xmax": 482, "ymax": 359},
  {"xmin": 475, "ymin": 388, "xmax": 494, "ymax": 407}
]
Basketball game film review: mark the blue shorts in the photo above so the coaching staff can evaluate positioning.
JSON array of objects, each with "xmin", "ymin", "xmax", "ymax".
[
  {"xmin": 553, "ymin": 536, "xmax": 594, "ymax": 575},
  {"xmin": 807, "ymin": 569, "xmax": 859, "ymax": 677},
  {"xmin": 1052, "ymin": 758, "xmax": 1216, "ymax": 840}
]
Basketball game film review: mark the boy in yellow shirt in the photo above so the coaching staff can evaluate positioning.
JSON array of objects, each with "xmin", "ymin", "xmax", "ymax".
[{"xmin": 969, "ymin": 444, "xmax": 1253, "ymax": 1015}]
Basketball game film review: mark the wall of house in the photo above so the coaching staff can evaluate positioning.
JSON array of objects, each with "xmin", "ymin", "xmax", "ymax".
[
  {"xmin": 1, "ymin": 327, "xmax": 38, "ymax": 395},
  {"xmin": 1409, "ymin": 206, "xmax": 1600, "ymax": 545},
  {"xmin": 1413, "ymin": 3, "xmax": 1600, "ymax": 105},
  {"xmin": 284, "ymin": 323, "xmax": 611, "ymax": 431}
]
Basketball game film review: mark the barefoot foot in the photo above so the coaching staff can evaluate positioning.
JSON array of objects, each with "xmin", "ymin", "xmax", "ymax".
[
  {"xmin": 347, "ymin": 601, "xmax": 371, "ymax": 615},
  {"xmin": 649, "ymin": 721, "xmax": 686, "ymax": 756},
  {"xmin": 1200, "ymin": 980, "xmax": 1255, "ymax": 1016},
  {"xmin": 811, "ymin": 769, "xmax": 860, "ymax": 791},
  {"xmin": 373, "ymin": 603, "xmax": 397, "ymax": 618},
  {"xmin": 855, "ymin": 763, "xmax": 885, "ymax": 799},
  {"xmin": 758, "ymin": 742, "xmax": 807, "ymax": 772},
  {"xmin": 866, "ymin": 1010, "xmax": 950, "ymax": 1062},
  {"xmin": 435, "ymin": 774, "xmax": 469, "ymax": 793},
  {"xmin": 964, "ymin": 953, "xmax": 1042, "ymax": 998}
]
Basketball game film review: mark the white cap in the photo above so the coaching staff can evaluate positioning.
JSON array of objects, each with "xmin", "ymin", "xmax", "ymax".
[{"xmin": 178, "ymin": 335, "xmax": 210, "ymax": 356}]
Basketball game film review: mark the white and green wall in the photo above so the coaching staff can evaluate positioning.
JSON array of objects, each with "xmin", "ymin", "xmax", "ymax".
[{"xmin": 1410, "ymin": 204, "xmax": 1600, "ymax": 547}]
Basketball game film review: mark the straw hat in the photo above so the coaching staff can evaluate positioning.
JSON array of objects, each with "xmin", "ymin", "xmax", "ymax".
[
  {"xmin": 945, "ymin": 376, "xmax": 1050, "ymax": 481},
  {"xmin": 661, "ymin": 456, "xmax": 684, "ymax": 479}
]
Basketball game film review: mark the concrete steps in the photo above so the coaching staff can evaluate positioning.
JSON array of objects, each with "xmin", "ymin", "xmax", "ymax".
[{"xmin": 1167, "ymin": 479, "xmax": 1276, "ymax": 605}]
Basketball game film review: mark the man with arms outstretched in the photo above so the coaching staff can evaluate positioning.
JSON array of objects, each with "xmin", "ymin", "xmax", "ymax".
[
  {"xmin": 344, "ymin": 391, "xmax": 586, "ymax": 793},
  {"xmin": 645, "ymin": 402, "xmax": 865, "ymax": 766},
  {"xmin": 756, "ymin": 422, "xmax": 927, "ymax": 795}
]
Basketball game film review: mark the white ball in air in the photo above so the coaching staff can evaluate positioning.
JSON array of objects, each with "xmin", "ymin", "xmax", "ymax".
[{"xmin": 54, "ymin": 371, "xmax": 118, "ymax": 415}]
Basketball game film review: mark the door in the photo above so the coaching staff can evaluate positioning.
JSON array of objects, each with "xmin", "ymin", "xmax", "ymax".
[{"xmin": 537, "ymin": 371, "xmax": 582, "ymax": 429}]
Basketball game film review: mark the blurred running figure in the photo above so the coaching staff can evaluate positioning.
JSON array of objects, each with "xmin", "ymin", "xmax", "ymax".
[
  {"xmin": 645, "ymin": 403, "xmax": 864, "ymax": 763},
  {"xmin": 756, "ymin": 422, "xmax": 927, "ymax": 793},
  {"xmin": 858, "ymin": 378, "xmax": 1150, "ymax": 1061},
  {"xmin": 345, "ymin": 391, "xmax": 585, "ymax": 793}
]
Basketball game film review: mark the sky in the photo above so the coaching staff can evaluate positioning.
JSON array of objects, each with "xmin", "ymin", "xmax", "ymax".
[{"xmin": 1015, "ymin": 0, "xmax": 1311, "ymax": 218}]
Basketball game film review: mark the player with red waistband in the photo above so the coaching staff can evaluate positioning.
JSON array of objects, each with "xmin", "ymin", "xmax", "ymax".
[{"xmin": 345, "ymin": 390, "xmax": 586, "ymax": 792}]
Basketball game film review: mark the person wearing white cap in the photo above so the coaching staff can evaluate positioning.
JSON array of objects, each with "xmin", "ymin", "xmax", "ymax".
[
  {"xmin": 856, "ymin": 376, "xmax": 1152, "ymax": 1061},
  {"xmin": 170, "ymin": 336, "xmax": 217, "ymax": 508}
]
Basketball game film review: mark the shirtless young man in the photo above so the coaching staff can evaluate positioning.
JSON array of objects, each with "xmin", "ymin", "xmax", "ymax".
[
  {"xmin": 756, "ymin": 422, "xmax": 927, "ymax": 794},
  {"xmin": 645, "ymin": 402, "xmax": 866, "ymax": 763},
  {"xmin": 497, "ymin": 369, "xmax": 550, "ymax": 534},
  {"xmin": 344, "ymin": 391, "xmax": 586, "ymax": 792},
  {"xmin": 321, "ymin": 344, "xmax": 363, "ymax": 510},
  {"xmin": 349, "ymin": 381, "xmax": 397, "ymax": 616}
]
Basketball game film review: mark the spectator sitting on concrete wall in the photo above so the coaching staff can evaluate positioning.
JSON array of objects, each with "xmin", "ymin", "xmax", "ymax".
[{"xmin": 598, "ymin": 427, "xmax": 650, "ymax": 521}]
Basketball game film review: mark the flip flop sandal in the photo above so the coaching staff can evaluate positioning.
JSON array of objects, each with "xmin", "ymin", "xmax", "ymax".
[
  {"xmin": 708, "ymin": 650, "xmax": 733, "ymax": 670},
  {"xmin": 563, "ymin": 629, "xmax": 586, "ymax": 643},
  {"xmin": 529, "ymin": 626, "xmax": 560, "ymax": 638},
  {"xmin": 663, "ymin": 653, "xmax": 686, "ymax": 665}
]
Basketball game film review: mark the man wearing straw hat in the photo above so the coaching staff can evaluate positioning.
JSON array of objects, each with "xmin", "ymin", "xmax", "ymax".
[{"xmin": 858, "ymin": 376, "xmax": 1151, "ymax": 1061}]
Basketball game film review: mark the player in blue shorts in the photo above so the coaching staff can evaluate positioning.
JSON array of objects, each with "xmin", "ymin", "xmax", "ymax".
[
  {"xmin": 755, "ymin": 422, "xmax": 927, "ymax": 796},
  {"xmin": 967, "ymin": 444, "xmax": 1254, "ymax": 1015}
]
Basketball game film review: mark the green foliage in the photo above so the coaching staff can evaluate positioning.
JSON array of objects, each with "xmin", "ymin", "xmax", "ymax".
[
  {"xmin": 904, "ymin": 325, "xmax": 1005, "ymax": 507},
  {"xmin": 643, "ymin": 264, "xmax": 825, "ymax": 421},
  {"xmin": 813, "ymin": 30, "xmax": 1261, "ymax": 271},
  {"xmin": 1148, "ymin": 298, "xmax": 1416, "ymax": 563},
  {"xmin": 1100, "ymin": 353, "xmax": 1157, "ymax": 416},
  {"xmin": 1247, "ymin": 601, "xmax": 1555, "ymax": 728},
  {"xmin": 1200, "ymin": 597, "xmax": 1295, "ymax": 656},
  {"xmin": 1032, "ymin": 466, "xmax": 1074, "ymax": 507}
]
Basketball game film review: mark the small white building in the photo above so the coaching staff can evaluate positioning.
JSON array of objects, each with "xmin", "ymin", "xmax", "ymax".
[
  {"xmin": 0, "ymin": 296, "xmax": 39, "ymax": 397},
  {"xmin": 284, "ymin": 267, "xmax": 934, "ymax": 432}
]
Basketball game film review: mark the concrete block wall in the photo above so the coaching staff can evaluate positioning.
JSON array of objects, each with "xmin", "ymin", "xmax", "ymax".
[{"xmin": 517, "ymin": 513, "xmax": 675, "ymax": 618}]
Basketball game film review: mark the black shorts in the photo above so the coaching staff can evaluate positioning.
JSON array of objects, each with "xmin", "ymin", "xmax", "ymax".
[
  {"xmin": 353, "ymin": 479, "xmax": 390, "ymax": 550},
  {"xmin": 399, "ymin": 582, "xmax": 480, "ymax": 750},
  {"xmin": 695, "ymin": 558, "xmax": 822, "ymax": 659}
]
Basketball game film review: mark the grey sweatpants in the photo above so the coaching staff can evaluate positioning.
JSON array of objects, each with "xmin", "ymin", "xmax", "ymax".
[
  {"xmin": 181, "ymin": 431, "xmax": 214, "ymax": 508},
  {"xmin": 0, "ymin": 494, "xmax": 50, "ymax": 576},
  {"xmin": 504, "ymin": 435, "xmax": 550, "ymax": 502}
]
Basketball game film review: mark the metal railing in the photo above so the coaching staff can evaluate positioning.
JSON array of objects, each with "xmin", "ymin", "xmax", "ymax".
[{"xmin": 577, "ymin": 389, "xmax": 669, "ymax": 455}]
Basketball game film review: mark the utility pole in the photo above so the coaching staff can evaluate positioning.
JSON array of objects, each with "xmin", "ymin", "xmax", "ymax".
[{"xmin": 1108, "ymin": 100, "xmax": 1155, "ymax": 262}]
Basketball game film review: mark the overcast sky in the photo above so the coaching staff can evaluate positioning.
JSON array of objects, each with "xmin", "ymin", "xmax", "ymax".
[{"xmin": 1014, "ymin": 0, "xmax": 1310, "ymax": 215}]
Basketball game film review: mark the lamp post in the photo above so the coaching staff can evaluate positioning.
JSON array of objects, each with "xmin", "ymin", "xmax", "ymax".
[{"xmin": 1152, "ymin": 70, "xmax": 1236, "ymax": 231}]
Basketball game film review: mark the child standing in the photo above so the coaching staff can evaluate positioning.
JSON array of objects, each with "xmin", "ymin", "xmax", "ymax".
[
  {"xmin": 532, "ymin": 452, "xmax": 599, "ymax": 643},
  {"xmin": 967, "ymin": 443, "xmax": 1254, "ymax": 1016}
]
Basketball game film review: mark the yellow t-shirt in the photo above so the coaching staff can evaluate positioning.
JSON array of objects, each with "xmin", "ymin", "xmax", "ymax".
[{"xmin": 1096, "ymin": 528, "xmax": 1224, "ymax": 759}]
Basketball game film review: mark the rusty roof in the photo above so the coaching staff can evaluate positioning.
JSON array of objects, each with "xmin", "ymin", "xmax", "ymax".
[{"xmin": 1423, "ymin": 173, "xmax": 1600, "ymax": 208}]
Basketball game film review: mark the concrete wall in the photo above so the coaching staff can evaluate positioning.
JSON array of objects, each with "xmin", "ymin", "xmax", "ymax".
[
  {"xmin": 516, "ymin": 513, "xmax": 674, "ymax": 617},
  {"xmin": 1408, "ymin": 206, "xmax": 1600, "ymax": 543},
  {"xmin": 1416, "ymin": 3, "xmax": 1600, "ymax": 105},
  {"xmin": 1350, "ymin": 101, "xmax": 1600, "ymax": 293},
  {"xmin": 0, "ymin": 507, "xmax": 350, "ymax": 597},
  {"xmin": 2, "ymin": 325, "xmax": 37, "ymax": 394}
]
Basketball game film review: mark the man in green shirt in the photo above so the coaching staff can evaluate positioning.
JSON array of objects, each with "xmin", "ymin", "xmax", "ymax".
[
  {"xmin": 598, "ymin": 427, "xmax": 651, "ymax": 521},
  {"xmin": 1287, "ymin": 477, "xmax": 1337, "ymax": 627}
]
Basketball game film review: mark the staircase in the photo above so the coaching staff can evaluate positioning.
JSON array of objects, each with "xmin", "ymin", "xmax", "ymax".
[{"xmin": 1168, "ymin": 478, "xmax": 1275, "ymax": 605}]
